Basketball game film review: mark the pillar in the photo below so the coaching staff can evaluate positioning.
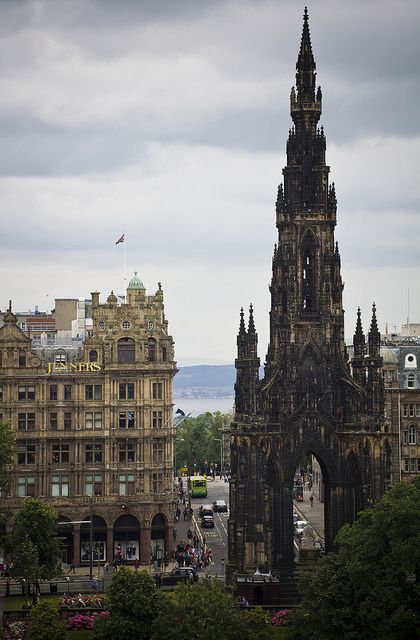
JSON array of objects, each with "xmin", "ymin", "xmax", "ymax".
[{"xmin": 140, "ymin": 527, "xmax": 151, "ymax": 566}]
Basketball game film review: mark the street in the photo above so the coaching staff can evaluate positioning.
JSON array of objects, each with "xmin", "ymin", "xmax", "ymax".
[
  {"xmin": 175, "ymin": 476, "xmax": 229, "ymax": 577},
  {"xmin": 173, "ymin": 477, "xmax": 324, "ymax": 578}
]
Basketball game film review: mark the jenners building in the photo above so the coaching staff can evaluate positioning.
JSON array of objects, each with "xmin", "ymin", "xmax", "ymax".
[{"xmin": 0, "ymin": 273, "xmax": 176, "ymax": 568}]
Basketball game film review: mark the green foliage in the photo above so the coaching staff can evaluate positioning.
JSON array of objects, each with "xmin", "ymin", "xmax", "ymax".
[
  {"xmin": 152, "ymin": 577, "xmax": 273, "ymax": 640},
  {"xmin": 10, "ymin": 498, "xmax": 61, "ymax": 579},
  {"xmin": 287, "ymin": 477, "xmax": 420, "ymax": 640},
  {"xmin": 27, "ymin": 601, "xmax": 68, "ymax": 640},
  {"xmin": 92, "ymin": 567, "xmax": 163, "ymax": 640},
  {"xmin": 175, "ymin": 412, "xmax": 230, "ymax": 471},
  {"xmin": 0, "ymin": 419, "xmax": 15, "ymax": 493}
]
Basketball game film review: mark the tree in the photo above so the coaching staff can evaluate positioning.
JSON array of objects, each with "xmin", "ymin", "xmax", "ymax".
[
  {"xmin": 175, "ymin": 412, "xmax": 230, "ymax": 473},
  {"xmin": 10, "ymin": 499, "xmax": 61, "ymax": 602},
  {"xmin": 152, "ymin": 577, "xmax": 273, "ymax": 640},
  {"xmin": 92, "ymin": 567, "xmax": 164, "ymax": 640},
  {"xmin": 287, "ymin": 477, "xmax": 420, "ymax": 640},
  {"xmin": 27, "ymin": 601, "xmax": 68, "ymax": 640},
  {"xmin": 0, "ymin": 419, "xmax": 15, "ymax": 493}
]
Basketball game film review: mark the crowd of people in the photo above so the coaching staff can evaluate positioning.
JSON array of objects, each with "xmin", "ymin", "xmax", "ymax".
[{"xmin": 173, "ymin": 539, "xmax": 212, "ymax": 570}]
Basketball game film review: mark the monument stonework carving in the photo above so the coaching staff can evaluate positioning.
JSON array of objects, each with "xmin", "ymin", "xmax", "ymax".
[{"xmin": 227, "ymin": 8, "xmax": 398, "ymax": 580}]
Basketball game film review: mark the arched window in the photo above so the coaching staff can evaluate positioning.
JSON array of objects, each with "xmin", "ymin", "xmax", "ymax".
[
  {"xmin": 118, "ymin": 338, "xmax": 135, "ymax": 363},
  {"xmin": 89, "ymin": 350, "xmax": 98, "ymax": 363},
  {"xmin": 407, "ymin": 373, "xmax": 415, "ymax": 389},
  {"xmin": 148, "ymin": 338, "xmax": 156, "ymax": 363}
]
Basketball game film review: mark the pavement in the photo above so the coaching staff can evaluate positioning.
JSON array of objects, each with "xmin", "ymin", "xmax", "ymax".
[{"xmin": 294, "ymin": 486, "xmax": 325, "ymax": 541}]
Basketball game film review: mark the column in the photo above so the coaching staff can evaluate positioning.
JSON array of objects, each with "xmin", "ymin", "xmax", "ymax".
[
  {"xmin": 140, "ymin": 527, "xmax": 151, "ymax": 566},
  {"xmin": 73, "ymin": 527, "xmax": 81, "ymax": 566}
]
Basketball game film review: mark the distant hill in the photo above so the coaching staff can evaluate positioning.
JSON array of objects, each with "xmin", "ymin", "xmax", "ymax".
[{"xmin": 174, "ymin": 364, "xmax": 235, "ymax": 399}]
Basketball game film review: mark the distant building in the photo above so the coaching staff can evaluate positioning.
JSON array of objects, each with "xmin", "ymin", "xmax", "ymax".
[
  {"xmin": 381, "ymin": 332, "xmax": 420, "ymax": 481},
  {"xmin": 0, "ymin": 273, "xmax": 177, "ymax": 567}
]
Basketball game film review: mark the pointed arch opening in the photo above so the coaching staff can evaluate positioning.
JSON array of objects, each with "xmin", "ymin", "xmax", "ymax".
[{"xmin": 300, "ymin": 229, "xmax": 318, "ymax": 313}]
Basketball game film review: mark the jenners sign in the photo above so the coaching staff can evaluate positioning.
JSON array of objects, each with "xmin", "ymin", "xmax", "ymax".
[{"xmin": 47, "ymin": 362, "xmax": 102, "ymax": 374}]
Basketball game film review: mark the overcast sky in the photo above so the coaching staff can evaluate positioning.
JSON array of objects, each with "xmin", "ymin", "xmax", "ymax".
[{"xmin": 1, "ymin": 0, "xmax": 419, "ymax": 366}]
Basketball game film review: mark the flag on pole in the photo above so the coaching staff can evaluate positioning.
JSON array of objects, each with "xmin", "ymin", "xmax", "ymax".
[
  {"xmin": 175, "ymin": 408, "xmax": 185, "ymax": 416},
  {"xmin": 115, "ymin": 234, "xmax": 125, "ymax": 245}
]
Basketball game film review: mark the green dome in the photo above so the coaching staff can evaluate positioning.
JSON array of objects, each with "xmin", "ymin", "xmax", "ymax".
[{"xmin": 127, "ymin": 271, "xmax": 145, "ymax": 290}]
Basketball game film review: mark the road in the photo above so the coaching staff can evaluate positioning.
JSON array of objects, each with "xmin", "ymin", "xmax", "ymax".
[
  {"xmin": 175, "ymin": 478, "xmax": 324, "ymax": 576},
  {"xmin": 176, "ymin": 476, "xmax": 229, "ymax": 577}
]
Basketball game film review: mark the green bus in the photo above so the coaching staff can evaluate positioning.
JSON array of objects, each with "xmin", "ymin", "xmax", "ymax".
[{"xmin": 189, "ymin": 475, "xmax": 208, "ymax": 498}]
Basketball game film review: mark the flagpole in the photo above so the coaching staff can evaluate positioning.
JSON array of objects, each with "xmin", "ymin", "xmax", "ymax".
[{"xmin": 123, "ymin": 232, "xmax": 127, "ymax": 303}]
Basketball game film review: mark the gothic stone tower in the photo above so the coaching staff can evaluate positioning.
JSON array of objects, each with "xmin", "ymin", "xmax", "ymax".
[{"xmin": 228, "ymin": 8, "xmax": 396, "ymax": 578}]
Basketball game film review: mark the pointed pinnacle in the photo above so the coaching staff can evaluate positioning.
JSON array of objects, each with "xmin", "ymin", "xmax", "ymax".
[
  {"xmin": 239, "ymin": 307, "xmax": 246, "ymax": 335},
  {"xmin": 248, "ymin": 303, "xmax": 256, "ymax": 334}
]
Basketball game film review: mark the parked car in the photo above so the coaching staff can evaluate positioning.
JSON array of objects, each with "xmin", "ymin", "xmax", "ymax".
[
  {"xmin": 213, "ymin": 499, "xmax": 228, "ymax": 512},
  {"xmin": 295, "ymin": 520, "xmax": 308, "ymax": 535},
  {"xmin": 199, "ymin": 504, "xmax": 213, "ymax": 516},
  {"xmin": 201, "ymin": 515, "xmax": 215, "ymax": 528},
  {"xmin": 155, "ymin": 567, "xmax": 198, "ymax": 586}
]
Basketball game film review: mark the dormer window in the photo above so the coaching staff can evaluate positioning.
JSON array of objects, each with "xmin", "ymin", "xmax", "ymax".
[
  {"xmin": 405, "ymin": 353, "xmax": 417, "ymax": 369},
  {"xmin": 407, "ymin": 373, "xmax": 415, "ymax": 389}
]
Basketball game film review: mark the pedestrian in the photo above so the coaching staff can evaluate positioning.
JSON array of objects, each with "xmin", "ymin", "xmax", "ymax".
[
  {"xmin": 310, "ymin": 492, "xmax": 314, "ymax": 507},
  {"xmin": 187, "ymin": 528, "xmax": 193, "ymax": 540},
  {"xmin": 92, "ymin": 575, "xmax": 98, "ymax": 591}
]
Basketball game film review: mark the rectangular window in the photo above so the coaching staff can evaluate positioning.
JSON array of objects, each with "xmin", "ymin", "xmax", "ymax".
[
  {"xmin": 17, "ymin": 444, "xmax": 36, "ymax": 465},
  {"xmin": 50, "ymin": 413, "xmax": 58, "ymax": 431},
  {"xmin": 410, "ymin": 458, "xmax": 416, "ymax": 472},
  {"xmin": 85, "ymin": 412, "xmax": 93, "ymax": 429},
  {"xmin": 152, "ymin": 382, "xmax": 163, "ymax": 400},
  {"xmin": 408, "ymin": 427, "xmax": 417, "ymax": 445},
  {"xmin": 152, "ymin": 411, "xmax": 162, "ymax": 429},
  {"xmin": 17, "ymin": 475, "xmax": 35, "ymax": 497},
  {"xmin": 52, "ymin": 474, "xmax": 69, "ymax": 497},
  {"xmin": 152, "ymin": 472, "xmax": 163, "ymax": 494},
  {"xmin": 18, "ymin": 413, "xmax": 35, "ymax": 432},
  {"xmin": 52, "ymin": 443, "xmax": 70, "ymax": 464},
  {"xmin": 402, "ymin": 405, "xmax": 408, "ymax": 418},
  {"xmin": 118, "ymin": 442, "xmax": 135, "ymax": 463},
  {"xmin": 0, "ymin": 385, "xmax": 3, "ymax": 401},
  {"xmin": 404, "ymin": 458, "xmax": 410, "ymax": 473},
  {"xmin": 85, "ymin": 385, "xmax": 102, "ymax": 401},
  {"xmin": 402, "ymin": 431, "xmax": 408, "ymax": 445},
  {"xmin": 409, "ymin": 404, "xmax": 415, "ymax": 417},
  {"xmin": 94, "ymin": 412, "xmax": 102, "ymax": 429},
  {"xmin": 119, "ymin": 473, "xmax": 135, "ymax": 496},
  {"xmin": 64, "ymin": 385, "xmax": 72, "ymax": 400},
  {"xmin": 85, "ymin": 443, "xmax": 103, "ymax": 464},
  {"xmin": 50, "ymin": 385, "xmax": 57, "ymax": 401},
  {"xmin": 152, "ymin": 441, "xmax": 164, "ymax": 463},
  {"xmin": 64, "ymin": 412, "xmax": 72, "ymax": 431},
  {"xmin": 119, "ymin": 411, "xmax": 135, "ymax": 430},
  {"xmin": 18, "ymin": 386, "xmax": 35, "ymax": 401},
  {"xmin": 416, "ymin": 405, "xmax": 420, "ymax": 418},
  {"xmin": 19, "ymin": 352, "xmax": 26, "ymax": 368},
  {"xmin": 85, "ymin": 474, "xmax": 103, "ymax": 497},
  {"xmin": 119, "ymin": 383, "xmax": 135, "ymax": 400}
]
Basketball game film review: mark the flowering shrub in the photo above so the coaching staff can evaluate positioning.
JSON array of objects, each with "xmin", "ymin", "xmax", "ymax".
[
  {"xmin": 271, "ymin": 608, "xmax": 290, "ymax": 626},
  {"xmin": 4, "ymin": 621, "xmax": 28, "ymax": 640},
  {"xmin": 60, "ymin": 593, "xmax": 107, "ymax": 608},
  {"xmin": 68, "ymin": 611, "xmax": 110, "ymax": 630}
]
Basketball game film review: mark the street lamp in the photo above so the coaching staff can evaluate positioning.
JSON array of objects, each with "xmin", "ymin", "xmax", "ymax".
[{"xmin": 212, "ymin": 438, "xmax": 223, "ymax": 474}]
